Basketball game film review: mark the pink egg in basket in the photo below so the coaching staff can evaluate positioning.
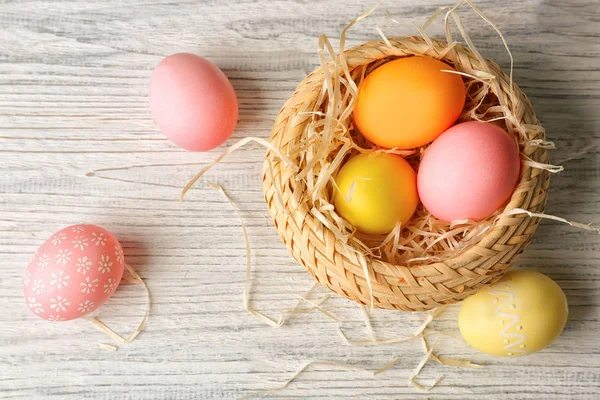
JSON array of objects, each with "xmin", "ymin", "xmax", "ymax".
[
  {"xmin": 24, "ymin": 224, "xmax": 125, "ymax": 321},
  {"xmin": 417, "ymin": 121, "xmax": 521, "ymax": 222}
]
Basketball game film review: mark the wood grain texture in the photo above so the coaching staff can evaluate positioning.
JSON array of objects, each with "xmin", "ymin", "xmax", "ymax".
[{"xmin": 0, "ymin": 0, "xmax": 599, "ymax": 398}]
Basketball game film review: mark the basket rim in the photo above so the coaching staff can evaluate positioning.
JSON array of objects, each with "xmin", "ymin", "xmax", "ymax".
[{"xmin": 263, "ymin": 36, "xmax": 550, "ymax": 311}]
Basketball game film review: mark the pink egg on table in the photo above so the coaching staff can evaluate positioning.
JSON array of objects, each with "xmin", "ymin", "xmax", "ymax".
[
  {"xmin": 23, "ymin": 224, "xmax": 125, "ymax": 321},
  {"xmin": 417, "ymin": 121, "xmax": 521, "ymax": 222},
  {"xmin": 149, "ymin": 53, "xmax": 239, "ymax": 151}
]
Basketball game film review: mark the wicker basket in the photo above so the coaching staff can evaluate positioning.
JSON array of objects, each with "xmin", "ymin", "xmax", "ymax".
[{"xmin": 262, "ymin": 37, "xmax": 550, "ymax": 311}]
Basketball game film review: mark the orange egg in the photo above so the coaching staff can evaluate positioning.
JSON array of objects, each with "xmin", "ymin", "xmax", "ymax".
[{"xmin": 353, "ymin": 56, "xmax": 466, "ymax": 149}]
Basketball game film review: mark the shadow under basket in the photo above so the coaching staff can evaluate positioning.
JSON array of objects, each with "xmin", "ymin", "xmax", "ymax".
[{"xmin": 262, "ymin": 36, "xmax": 550, "ymax": 311}]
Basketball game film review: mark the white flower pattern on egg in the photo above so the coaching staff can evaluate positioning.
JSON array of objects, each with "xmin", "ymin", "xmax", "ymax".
[
  {"xmin": 77, "ymin": 300, "xmax": 95, "ymax": 313},
  {"xmin": 51, "ymin": 232, "xmax": 67, "ymax": 246},
  {"xmin": 103, "ymin": 278, "xmax": 116, "ymax": 294},
  {"xmin": 72, "ymin": 236, "xmax": 89, "ymax": 251},
  {"xmin": 76, "ymin": 256, "xmax": 92, "ymax": 275},
  {"xmin": 92, "ymin": 232, "xmax": 106, "ymax": 246},
  {"xmin": 56, "ymin": 249, "xmax": 72, "ymax": 265},
  {"xmin": 27, "ymin": 297, "xmax": 44, "ymax": 314},
  {"xmin": 37, "ymin": 253, "xmax": 50, "ymax": 269},
  {"xmin": 115, "ymin": 245, "xmax": 124, "ymax": 264},
  {"xmin": 98, "ymin": 255, "xmax": 112, "ymax": 274},
  {"xmin": 71, "ymin": 225, "xmax": 85, "ymax": 233},
  {"xmin": 32, "ymin": 279, "xmax": 45, "ymax": 295},
  {"xmin": 50, "ymin": 296, "xmax": 70, "ymax": 313},
  {"xmin": 48, "ymin": 315, "xmax": 65, "ymax": 322},
  {"xmin": 24, "ymin": 271, "xmax": 31, "ymax": 287},
  {"xmin": 50, "ymin": 271, "xmax": 70, "ymax": 290},
  {"xmin": 80, "ymin": 277, "xmax": 98, "ymax": 294}
]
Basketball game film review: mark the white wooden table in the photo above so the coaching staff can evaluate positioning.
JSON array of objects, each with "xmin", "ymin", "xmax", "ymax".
[{"xmin": 1, "ymin": 0, "xmax": 599, "ymax": 398}]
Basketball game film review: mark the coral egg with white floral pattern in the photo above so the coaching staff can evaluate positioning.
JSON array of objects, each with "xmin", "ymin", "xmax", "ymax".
[{"xmin": 23, "ymin": 224, "xmax": 125, "ymax": 321}]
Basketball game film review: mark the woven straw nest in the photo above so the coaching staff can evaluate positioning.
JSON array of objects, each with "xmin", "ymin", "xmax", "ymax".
[{"xmin": 262, "ymin": 36, "xmax": 550, "ymax": 311}]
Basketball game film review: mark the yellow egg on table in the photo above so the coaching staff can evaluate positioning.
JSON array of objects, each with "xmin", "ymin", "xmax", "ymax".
[
  {"xmin": 459, "ymin": 270, "xmax": 568, "ymax": 357},
  {"xmin": 333, "ymin": 152, "xmax": 418, "ymax": 235}
]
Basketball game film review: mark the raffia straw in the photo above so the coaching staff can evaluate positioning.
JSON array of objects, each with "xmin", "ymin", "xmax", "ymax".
[
  {"xmin": 374, "ymin": 356, "xmax": 402, "ymax": 375},
  {"xmin": 99, "ymin": 343, "xmax": 118, "ymax": 352},
  {"xmin": 500, "ymin": 208, "xmax": 600, "ymax": 233},
  {"xmin": 444, "ymin": 0, "xmax": 514, "ymax": 112},
  {"xmin": 208, "ymin": 182, "xmax": 283, "ymax": 327},
  {"xmin": 415, "ymin": 306, "xmax": 447, "ymax": 334},
  {"xmin": 522, "ymin": 156, "xmax": 565, "ymax": 173},
  {"xmin": 424, "ymin": 335, "xmax": 481, "ymax": 372},
  {"xmin": 86, "ymin": 263, "xmax": 151, "ymax": 344},
  {"xmin": 283, "ymin": 293, "xmax": 331, "ymax": 315},
  {"xmin": 279, "ymin": 282, "xmax": 319, "ymax": 315},
  {"xmin": 384, "ymin": 9, "xmax": 437, "ymax": 50},
  {"xmin": 243, "ymin": 360, "xmax": 373, "ymax": 399},
  {"xmin": 409, "ymin": 344, "xmax": 442, "ymax": 391},
  {"xmin": 342, "ymin": 305, "xmax": 479, "ymax": 389},
  {"xmin": 360, "ymin": 305, "xmax": 378, "ymax": 341},
  {"xmin": 180, "ymin": 137, "xmax": 296, "ymax": 201},
  {"xmin": 373, "ymin": 337, "xmax": 481, "ymax": 377},
  {"xmin": 338, "ymin": 325, "xmax": 422, "ymax": 347},
  {"xmin": 430, "ymin": 354, "xmax": 482, "ymax": 369},
  {"xmin": 338, "ymin": 305, "xmax": 445, "ymax": 347},
  {"xmin": 292, "ymin": 294, "xmax": 342, "ymax": 322},
  {"xmin": 209, "ymin": 182, "xmax": 340, "ymax": 327},
  {"xmin": 422, "ymin": 332, "xmax": 483, "ymax": 369},
  {"xmin": 555, "ymin": 142, "xmax": 600, "ymax": 164}
]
